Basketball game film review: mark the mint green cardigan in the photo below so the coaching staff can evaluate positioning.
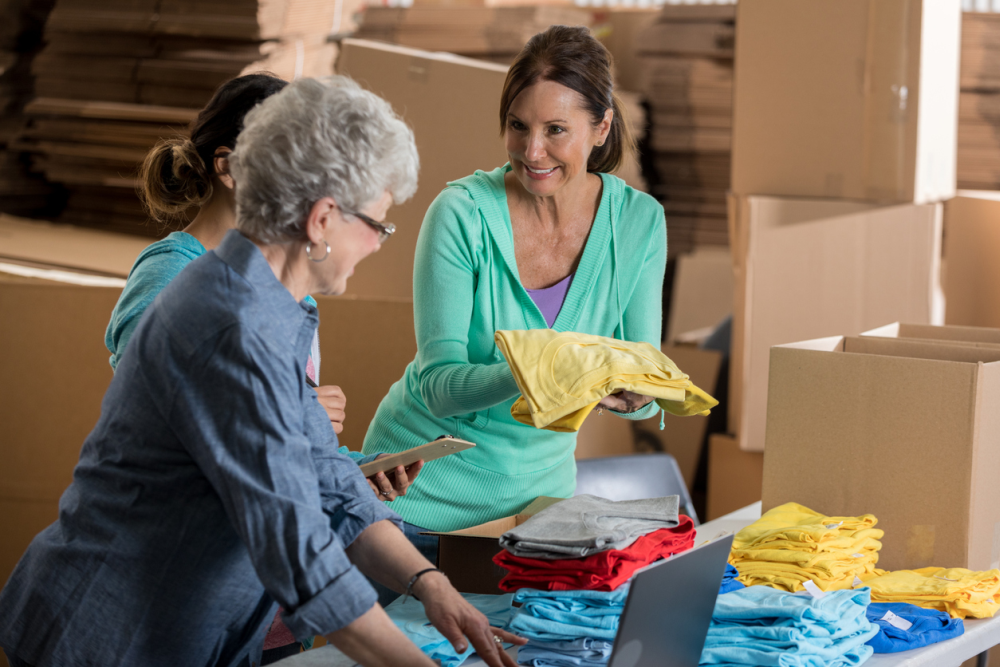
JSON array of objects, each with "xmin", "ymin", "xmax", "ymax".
[{"xmin": 361, "ymin": 164, "xmax": 667, "ymax": 531}]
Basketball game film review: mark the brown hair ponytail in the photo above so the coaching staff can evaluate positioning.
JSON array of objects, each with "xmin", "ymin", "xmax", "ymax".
[
  {"xmin": 137, "ymin": 72, "xmax": 288, "ymax": 223},
  {"xmin": 138, "ymin": 138, "xmax": 212, "ymax": 223}
]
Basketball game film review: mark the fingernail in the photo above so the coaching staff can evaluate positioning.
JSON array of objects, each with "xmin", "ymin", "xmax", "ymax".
[{"xmin": 457, "ymin": 644, "xmax": 466, "ymax": 653}]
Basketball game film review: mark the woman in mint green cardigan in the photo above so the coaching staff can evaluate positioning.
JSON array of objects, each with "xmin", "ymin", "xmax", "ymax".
[{"xmin": 362, "ymin": 26, "xmax": 666, "ymax": 549}]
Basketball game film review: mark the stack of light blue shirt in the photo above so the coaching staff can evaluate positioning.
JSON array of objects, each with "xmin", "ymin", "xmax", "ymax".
[
  {"xmin": 699, "ymin": 585, "xmax": 879, "ymax": 666},
  {"xmin": 508, "ymin": 588, "xmax": 628, "ymax": 666},
  {"xmin": 865, "ymin": 602, "xmax": 964, "ymax": 653},
  {"xmin": 385, "ymin": 593, "xmax": 514, "ymax": 667}
]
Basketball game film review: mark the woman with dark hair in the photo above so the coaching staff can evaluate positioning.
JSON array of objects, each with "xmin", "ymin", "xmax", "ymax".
[
  {"xmin": 361, "ymin": 25, "xmax": 666, "ymax": 583},
  {"xmin": 101, "ymin": 73, "xmax": 420, "ymax": 662}
]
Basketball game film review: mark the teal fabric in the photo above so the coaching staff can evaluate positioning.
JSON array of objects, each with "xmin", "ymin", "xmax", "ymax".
[
  {"xmin": 699, "ymin": 586, "xmax": 878, "ymax": 666},
  {"xmin": 384, "ymin": 592, "xmax": 514, "ymax": 667},
  {"xmin": 362, "ymin": 164, "xmax": 667, "ymax": 531},
  {"xmin": 106, "ymin": 231, "xmax": 206, "ymax": 371}
]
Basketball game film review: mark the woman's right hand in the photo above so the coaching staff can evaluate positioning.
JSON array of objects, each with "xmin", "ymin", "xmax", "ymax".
[{"xmin": 415, "ymin": 572, "xmax": 525, "ymax": 667}]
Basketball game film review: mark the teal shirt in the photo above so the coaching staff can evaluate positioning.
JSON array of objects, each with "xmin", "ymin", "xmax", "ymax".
[
  {"xmin": 362, "ymin": 165, "xmax": 667, "ymax": 531},
  {"xmin": 105, "ymin": 231, "xmax": 367, "ymax": 466}
]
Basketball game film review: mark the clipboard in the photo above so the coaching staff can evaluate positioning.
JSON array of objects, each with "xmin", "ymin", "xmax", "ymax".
[{"xmin": 359, "ymin": 437, "xmax": 476, "ymax": 477}]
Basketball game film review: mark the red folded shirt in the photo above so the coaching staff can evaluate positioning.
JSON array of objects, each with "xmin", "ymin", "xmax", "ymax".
[{"xmin": 493, "ymin": 515, "xmax": 696, "ymax": 592}]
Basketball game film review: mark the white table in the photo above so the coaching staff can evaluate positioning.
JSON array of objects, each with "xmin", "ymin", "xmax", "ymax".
[{"xmin": 276, "ymin": 502, "xmax": 1000, "ymax": 667}]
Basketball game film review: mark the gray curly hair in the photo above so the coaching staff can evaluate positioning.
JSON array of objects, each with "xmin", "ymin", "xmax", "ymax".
[{"xmin": 228, "ymin": 76, "xmax": 419, "ymax": 243}]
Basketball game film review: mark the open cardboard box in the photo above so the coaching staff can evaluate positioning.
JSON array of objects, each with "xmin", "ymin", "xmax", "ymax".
[
  {"xmin": 424, "ymin": 496, "xmax": 564, "ymax": 594},
  {"xmin": 762, "ymin": 329, "xmax": 1000, "ymax": 571}
]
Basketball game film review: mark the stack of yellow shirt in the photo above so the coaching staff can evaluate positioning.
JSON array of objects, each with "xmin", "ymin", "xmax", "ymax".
[
  {"xmin": 865, "ymin": 567, "xmax": 1000, "ymax": 619},
  {"xmin": 493, "ymin": 329, "xmax": 718, "ymax": 432},
  {"xmin": 730, "ymin": 502, "xmax": 884, "ymax": 593}
]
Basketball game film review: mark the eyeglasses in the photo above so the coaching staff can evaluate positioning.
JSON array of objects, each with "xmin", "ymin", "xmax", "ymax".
[{"xmin": 344, "ymin": 209, "xmax": 396, "ymax": 244}]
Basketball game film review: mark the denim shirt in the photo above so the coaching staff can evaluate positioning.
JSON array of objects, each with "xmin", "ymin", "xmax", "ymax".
[{"xmin": 0, "ymin": 230, "xmax": 402, "ymax": 667}]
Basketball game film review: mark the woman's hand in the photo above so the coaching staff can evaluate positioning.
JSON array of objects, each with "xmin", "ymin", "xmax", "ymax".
[
  {"xmin": 366, "ymin": 456, "xmax": 424, "ymax": 501},
  {"xmin": 597, "ymin": 390, "xmax": 655, "ymax": 414},
  {"xmin": 416, "ymin": 573, "xmax": 525, "ymax": 667},
  {"xmin": 314, "ymin": 384, "xmax": 346, "ymax": 433}
]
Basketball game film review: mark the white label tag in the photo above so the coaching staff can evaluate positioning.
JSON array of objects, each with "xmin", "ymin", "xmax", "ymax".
[
  {"xmin": 802, "ymin": 580, "xmax": 827, "ymax": 599},
  {"xmin": 881, "ymin": 611, "xmax": 913, "ymax": 631},
  {"xmin": 853, "ymin": 576, "xmax": 864, "ymax": 588},
  {"xmin": 852, "ymin": 553, "xmax": 864, "ymax": 558},
  {"xmin": 934, "ymin": 575, "xmax": 959, "ymax": 582},
  {"xmin": 825, "ymin": 522, "xmax": 843, "ymax": 529}
]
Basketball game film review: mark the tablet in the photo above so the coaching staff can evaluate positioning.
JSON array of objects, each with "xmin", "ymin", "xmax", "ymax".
[{"xmin": 359, "ymin": 437, "xmax": 476, "ymax": 477}]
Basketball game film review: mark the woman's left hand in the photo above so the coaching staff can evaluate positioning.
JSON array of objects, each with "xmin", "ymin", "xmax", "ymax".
[
  {"xmin": 597, "ymin": 390, "xmax": 655, "ymax": 414},
  {"xmin": 366, "ymin": 456, "xmax": 424, "ymax": 501},
  {"xmin": 314, "ymin": 384, "xmax": 347, "ymax": 433}
]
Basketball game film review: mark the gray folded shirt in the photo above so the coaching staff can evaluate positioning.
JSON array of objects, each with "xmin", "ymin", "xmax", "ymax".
[{"xmin": 499, "ymin": 494, "xmax": 680, "ymax": 559}]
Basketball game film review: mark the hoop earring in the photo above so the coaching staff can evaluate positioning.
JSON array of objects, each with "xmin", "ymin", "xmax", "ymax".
[{"xmin": 306, "ymin": 240, "xmax": 331, "ymax": 262}]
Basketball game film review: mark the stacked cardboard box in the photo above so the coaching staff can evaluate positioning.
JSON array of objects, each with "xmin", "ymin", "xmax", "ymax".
[
  {"xmin": 636, "ymin": 4, "xmax": 734, "ymax": 257},
  {"xmin": 725, "ymin": 0, "xmax": 960, "ymax": 458},
  {"xmin": 958, "ymin": 12, "xmax": 1000, "ymax": 190},
  {"xmin": 353, "ymin": 5, "xmax": 591, "ymax": 63},
  {"xmin": 12, "ymin": 0, "xmax": 343, "ymax": 237},
  {"xmin": 0, "ymin": 0, "xmax": 57, "ymax": 218}
]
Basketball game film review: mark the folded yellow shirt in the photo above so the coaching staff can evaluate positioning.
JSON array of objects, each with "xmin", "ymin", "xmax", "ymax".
[
  {"xmin": 866, "ymin": 567, "xmax": 1000, "ymax": 619},
  {"xmin": 494, "ymin": 329, "xmax": 718, "ymax": 432},
  {"xmin": 729, "ymin": 502, "xmax": 886, "ymax": 593}
]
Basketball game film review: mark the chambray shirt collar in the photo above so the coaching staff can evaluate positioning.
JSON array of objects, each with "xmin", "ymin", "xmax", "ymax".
[{"xmin": 215, "ymin": 228, "xmax": 318, "ymax": 333}]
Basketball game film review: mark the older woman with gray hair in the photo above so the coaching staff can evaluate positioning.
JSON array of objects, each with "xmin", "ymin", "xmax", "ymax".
[{"xmin": 0, "ymin": 76, "xmax": 521, "ymax": 667}]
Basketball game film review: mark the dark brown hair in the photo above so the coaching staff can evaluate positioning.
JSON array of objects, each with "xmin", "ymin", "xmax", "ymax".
[
  {"xmin": 499, "ymin": 25, "xmax": 634, "ymax": 174},
  {"xmin": 138, "ymin": 73, "xmax": 288, "ymax": 223}
]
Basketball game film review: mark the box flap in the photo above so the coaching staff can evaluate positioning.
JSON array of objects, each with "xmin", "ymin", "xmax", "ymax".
[
  {"xmin": 843, "ymin": 336, "xmax": 1000, "ymax": 364},
  {"xmin": 427, "ymin": 496, "xmax": 565, "ymax": 539},
  {"xmin": 943, "ymin": 194, "xmax": 1000, "ymax": 329}
]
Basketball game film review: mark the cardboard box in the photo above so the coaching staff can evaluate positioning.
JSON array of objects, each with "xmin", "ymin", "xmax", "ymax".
[
  {"xmin": 864, "ymin": 322, "xmax": 1000, "ymax": 347},
  {"xmin": 730, "ymin": 0, "xmax": 961, "ymax": 204},
  {"xmin": 634, "ymin": 344, "xmax": 722, "ymax": 489},
  {"xmin": 706, "ymin": 433, "xmax": 763, "ymax": 521},
  {"xmin": 728, "ymin": 194, "xmax": 942, "ymax": 452},
  {"xmin": 943, "ymin": 192, "xmax": 1000, "ymax": 329},
  {"xmin": 314, "ymin": 295, "xmax": 417, "ymax": 453},
  {"xmin": 0, "ymin": 278, "xmax": 121, "ymax": 590},
  {"xmin": 762, "ymin": 331, "xmax": 1000, "ymax": 572},
  {"xmin": 428, "ymin": 496, "xmax": 563, "ymax": 594},
  {"xmin": 574, "ymin": 403, "xmax": 637, "ymax": 460},
  {"xmin": 337, "ymin": 39, "xmax": 510, "ymax": 300},
  {"xmin": 666, "ymin": 246, "xmax": 733, "ymax": 345}
]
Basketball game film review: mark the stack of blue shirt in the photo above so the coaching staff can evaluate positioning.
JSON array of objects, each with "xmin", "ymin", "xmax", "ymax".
[
  {"xmin": 508, "ymin": 588, "xmax": 628, "ymax": 665},
  {"xmin": 865, "ymin": 602, "xmax": 964, "ymax": 653},
  {"xmin": 699, "ymin": 585, "xmax": 879, "ymax": 666},
  {"xmin": 385, "ymin": 593, "xmax": 515, "ymax": 667}
]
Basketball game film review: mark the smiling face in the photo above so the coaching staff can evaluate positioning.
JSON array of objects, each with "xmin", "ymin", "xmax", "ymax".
[
  {"xmin": 312, "ymin": 189, "xmax": 393, "ymax": 296},
  {"xmin": 504, "ymin": 79, "xmax": 611, "ymax": 199}
]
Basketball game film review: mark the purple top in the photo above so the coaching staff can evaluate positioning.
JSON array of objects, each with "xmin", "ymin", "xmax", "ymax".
[{"xmin": 526, "ymin": 274, "xmax": 574, "ymax": 328}]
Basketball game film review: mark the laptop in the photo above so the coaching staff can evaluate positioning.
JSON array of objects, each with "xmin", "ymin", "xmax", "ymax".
[{"xmin": 606, "ymin": 534, "xmax": 734, "ymax": 667}]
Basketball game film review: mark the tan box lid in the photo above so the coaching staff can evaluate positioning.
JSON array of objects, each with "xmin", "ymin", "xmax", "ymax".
[
  {"xmin": 426, "ymin": 496, "xmax": 564, "ymax": 538},
  {"xmin": 0, "ymin": 214, "xmax": 149, "ymax": 278}
]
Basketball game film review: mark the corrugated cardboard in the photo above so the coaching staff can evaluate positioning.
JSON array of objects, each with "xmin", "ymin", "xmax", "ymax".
[
  {"xmin": 665, "ymin": 246, "xmax": 732, "ymax": 344},
  {"xmin": 943, "ymin": 192, "xmax": 1000, "ymax": 329},
  {"xmin": 0, "ymin": 278, "xmax": 120, "ymax": 590},
  {"xmin": 706, "ymin": 433, "xmax": 763, "ymax": 521},
  {"xmin": 731, "ymin": 0, "xmax": 961, "ymax": 204},
  {"xmin": 574, "ymin": 404, "xmax": 636, "ymax": 460},
  {"xmin": 427, "ymin": 496, "xmax": 563, "ymax": 594},
  {"xmin": 336, "ymin": 39, "xmax": 509, "ymax": 300},
  {"xmin": 762, "ymin": 331, "xmax": 1000, "ymax": 572},
  {"xmin": 634, "ymin": 344, "xmax": 721, "ymax": 489},
  {"xmin": 728, "ymin": 194, "xmax": 942, "ymax": 452},
  {"xmin": 864, "ymin": 322, "xmax": 1000, "ymax": 347}
]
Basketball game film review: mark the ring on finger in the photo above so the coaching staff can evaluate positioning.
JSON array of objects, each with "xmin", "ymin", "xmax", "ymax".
[
  {"xmin": 380, "ymin": 490, "xmax": 390, "ymax": 497},
  {"xmin": 493, "ymin": 635, "xmax": 503, "ymax": 645}
]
